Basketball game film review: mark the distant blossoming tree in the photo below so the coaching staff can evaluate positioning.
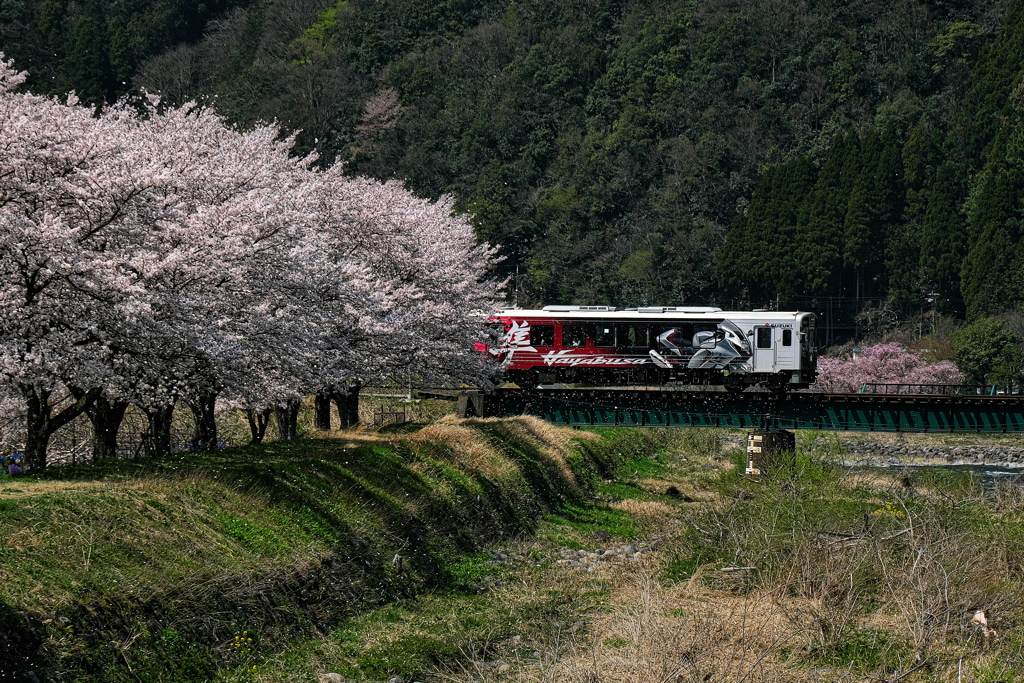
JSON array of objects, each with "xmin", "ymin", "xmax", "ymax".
[{"xmin": 814, "ymin": 343, "xmax": 963, "ymax": 393}]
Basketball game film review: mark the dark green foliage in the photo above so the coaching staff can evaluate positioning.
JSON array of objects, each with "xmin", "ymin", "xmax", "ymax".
[
  {"xmin": 0, "ymin": 0, "xmax": 244, "ymax": 103},
  {"xmin": 962, "ymin": 119, "xmax": 1024, "ymax": 319},
  {"xmin": 718, "ymin": 157, "xmax": 816, "ymax": 302},
  {"xmin": 918, "ymin": 164, "xmax": 967, "ymax": 311},
  {"xmin": 5, "ymin": 0, "xmax": 1024, "ymax": 319},
  {"xmin": 955, "ymin": 0, "xmax": 1024, "ymax": 167},
  {"xmin": 66, "ymin": 0, "xmax": 115, "ymax": 106},
  {"xmin": 952, "ymin": 316, "xmax": 1024, "ymax": 385},
  {"xmin": 43, "ymin": 0, "xmax": 991, "ymax": 311}
]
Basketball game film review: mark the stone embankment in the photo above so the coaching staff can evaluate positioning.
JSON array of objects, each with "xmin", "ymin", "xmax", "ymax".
[{"xmin": 841, "ymin": 440, "xmax": 1024, "ymax": 467}]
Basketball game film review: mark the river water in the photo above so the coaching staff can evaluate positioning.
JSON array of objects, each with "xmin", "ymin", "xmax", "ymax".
[{"xmin": 855, "ymin": 461, "xmax": 1024, "ymax": 488}]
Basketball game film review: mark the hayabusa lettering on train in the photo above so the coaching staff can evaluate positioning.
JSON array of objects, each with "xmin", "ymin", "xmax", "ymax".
[{"xmin": 486, "ymin": 305, "xmax": 818, "ymax": 392}]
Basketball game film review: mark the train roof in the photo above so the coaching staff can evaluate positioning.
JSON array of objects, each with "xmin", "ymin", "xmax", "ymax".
[{"xmin": 495, "ymin": 306, "xmax": 810, "ymax": 321}]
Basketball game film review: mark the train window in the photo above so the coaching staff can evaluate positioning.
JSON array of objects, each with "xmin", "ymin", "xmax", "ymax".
[
  {"xmin": 617, "ymin": 325, "xmax": 650, "ymax": 349},
  {"xmin": 782, "ymin": 329, "xmax": 792, "ymax": 346},
  {"xmin": 756, "ymin": 327, "xmax": 772, "ymax": 349},
  {"xmin": 563, "ymin": 325, "xmax": 587, "ymax": 347},
  {"xmin": 596, "ymin": 325, "xmax": 615, "ymax": 347},
  {"xmin": 531, "ymin": 325, "xmax": 554, "ymax": 347}
]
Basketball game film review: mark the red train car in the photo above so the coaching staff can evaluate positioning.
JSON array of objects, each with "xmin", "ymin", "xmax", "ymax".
[{"xmin": 490, "ymin": 305, "xmax": 817, "ymax": 390}]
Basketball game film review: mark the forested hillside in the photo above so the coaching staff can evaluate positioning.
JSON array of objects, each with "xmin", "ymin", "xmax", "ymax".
[{"xmin": 3, "ymin": 0, "xmax": 1024, "ymax": 331}]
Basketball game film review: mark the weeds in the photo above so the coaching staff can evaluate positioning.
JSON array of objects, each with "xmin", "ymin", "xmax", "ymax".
[{"xmin": 660, "ymin": 438, "xmax": 1024, "ymax": 680}]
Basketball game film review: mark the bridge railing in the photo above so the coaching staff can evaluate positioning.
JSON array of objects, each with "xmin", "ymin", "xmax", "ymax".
[{"xmin": 858, "ymin": 383, "xmax": 1001, "ymax": 396}]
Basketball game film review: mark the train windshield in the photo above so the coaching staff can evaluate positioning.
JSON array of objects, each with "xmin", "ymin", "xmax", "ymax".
[{"xmin": 801, "ymin": 315, "xmax": 817, "ymax": 361}]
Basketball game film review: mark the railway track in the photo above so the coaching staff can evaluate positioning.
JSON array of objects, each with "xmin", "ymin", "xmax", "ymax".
[{"xmin": 456, "ymin": 387, "xmax": 1024, "ymax": 433}]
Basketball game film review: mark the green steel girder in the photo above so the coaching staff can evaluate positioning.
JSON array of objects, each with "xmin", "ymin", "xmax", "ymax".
[{"xmin": 461, "ymin": 389, "xmax": 1024, "ymax": 433}]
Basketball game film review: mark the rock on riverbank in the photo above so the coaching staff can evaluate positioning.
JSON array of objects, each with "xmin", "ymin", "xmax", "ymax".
[{"xmin": 840, "ymin": 439, "xmax": 1024, "ymax": 467}]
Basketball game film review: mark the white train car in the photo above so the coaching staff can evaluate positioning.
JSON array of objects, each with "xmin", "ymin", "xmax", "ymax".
[{"xmin": 491, "ymin": 306, "xmax": 818, "ymax": 390}]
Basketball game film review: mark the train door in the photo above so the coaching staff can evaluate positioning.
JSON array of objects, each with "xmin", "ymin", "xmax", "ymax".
[
  {"xmin": 752, "ymin": 325, "xmax": 776, "ymax": 372},
  {"xmin": 774, "ymin": 326, "xmax": 796, "ymax": 368}
]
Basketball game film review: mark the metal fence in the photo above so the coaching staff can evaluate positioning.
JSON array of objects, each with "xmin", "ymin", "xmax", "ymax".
[{"xmin": 858, "ymin": 383, "xmax": 1006, "ymax": 396}]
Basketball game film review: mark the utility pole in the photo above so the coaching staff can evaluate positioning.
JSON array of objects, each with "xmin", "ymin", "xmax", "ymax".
[{"xmin": 924, "ymin": 294, "xmax": 937, "ymax": 337}]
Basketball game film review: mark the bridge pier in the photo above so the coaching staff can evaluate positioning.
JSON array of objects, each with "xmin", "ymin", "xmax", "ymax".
[
  {"xmin": 745, "ymin": 430, "xmax": 795, "ymax": 475},
  {"xmin": 456, "ymin": 392, "xmax": 485, "ymax": 418}
]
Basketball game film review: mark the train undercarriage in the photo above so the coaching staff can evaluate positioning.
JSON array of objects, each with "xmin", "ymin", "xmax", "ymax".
[{"xmin": 506, "ymin": 367, "xmax": 804, "ymax": 392}]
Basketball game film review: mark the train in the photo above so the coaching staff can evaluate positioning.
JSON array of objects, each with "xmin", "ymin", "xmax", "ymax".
[{"xmin": 488, "ymin": 305, "xmax": 818, "ymax": 391}]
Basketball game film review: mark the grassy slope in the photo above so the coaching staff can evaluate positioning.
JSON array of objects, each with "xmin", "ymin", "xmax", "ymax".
[
  {"xmin": 6, "ymin": 424, "xmax": 1024, "ymax": 682},
  {"xmin": 0, "ymin": 417, "xmax": 654, "ymax": 682},
  {"xmin": 219, "ymin": 428, "xmax": 1024, "ymax": 683}
]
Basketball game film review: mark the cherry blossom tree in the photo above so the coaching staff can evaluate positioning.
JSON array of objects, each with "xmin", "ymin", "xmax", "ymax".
[
  {"xmin": 814, "ymin": 343, "xmax": 964, "ymax": 393},
  {"xmin": 0, "ymin": 53, "xmax": 502, "ymax": 466},
  {"xmin": 300, "ymin": 170, "xmax": 502, "ymax": 432},
  {"xmin": 0, "ymin": 57, "xmax": 163, "ymax": 468}
]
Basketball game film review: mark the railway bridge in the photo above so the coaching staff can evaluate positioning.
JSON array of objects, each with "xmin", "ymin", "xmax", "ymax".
[{"xmin": 455, "ymin": 385, "xmax": 1024, "ymax": 434}]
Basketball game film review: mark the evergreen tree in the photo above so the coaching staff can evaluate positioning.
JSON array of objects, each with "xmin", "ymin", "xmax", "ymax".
[
  {"xmin": 66, "ymin": 0, "xmax": 115, "ymax": 106},
  {"xmin": 919, "ymin": 163, "xmax": 966, "ymax": 312},
  {"xmin": 955, "ymin": 0, "xmax": 1024, "ymax": 166},
  {"xmin": 842, "ymin": 170, "xmax": 873, "ymax": 297},
  {"xmin": 962, "ymin": 122, "xmax": 1024, "ymax": 318},
  {"xmin": 794, "ymin": 132, "xmax": 856, "ymax": 296},
  {"xmin": 890, "ymin": 123, "xmax": 940, "ymax": 311},
  {"xmin": 718, "ymin": 156, "xmax": 815, "ymax": 303},
  {"xmin": 33, "ymin": 0, "xmax": 71, "ymax": 92}
]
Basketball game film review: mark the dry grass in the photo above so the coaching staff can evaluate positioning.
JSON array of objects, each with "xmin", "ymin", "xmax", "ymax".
[
  {"xmin": 433, "ymin": 556, "xmax": 817, "ymax": 683},
  {"xmin": 636, "ymin": 477, "xmax": 716, "ymax": 502},
  {"xmin": 0, "ymin": 479, "xmax": 114, "ymax": 497},
  {"xmin": 608, "ymin": 499, "xmax": 675, "ymax": 525},
  {"xmin": 314, "ymin": 415, "xmax": 597, "ymax": 484},
  {"xmin": 462, "ymin": 416, "xmax": 595, "ymax": 484},
  {"xmin": 559, "ymin": 580, "xmax": 813, "ymax": 683},
  {"xmin": 312, "ymin": 415, "xmax": 595, "ymax": 484},
  {"xmin": 424, "ymin": 438, "xmax": 1024, "ymax": 683},
  {"xmin": 411, "ymin": 421, "xmax": 519, "ymax": 479}
]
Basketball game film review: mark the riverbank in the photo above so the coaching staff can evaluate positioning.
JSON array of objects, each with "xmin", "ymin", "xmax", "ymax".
[
  {"xmin": 5, "ymin": 424, "xmax": 1024, "ymax": 682},
  {"xmin": 838, "ymin": 432, "xmax": 1024, "ymax": 466},
  {"xmin": 0, "ymin": 418, "xmax": 654, "ymax": 682},
  {"xmin": 220, "ymin": 427, "xmax": 1024, "ymax": 682}
]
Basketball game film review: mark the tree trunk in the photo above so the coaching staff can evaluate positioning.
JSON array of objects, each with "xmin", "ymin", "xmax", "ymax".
[
  {"xmin": 86, "ymin": 396, "xmax": 129, "ymax": 462},
  {"xmin": 314, "ymin": 390, "xmax": 332, "ymax": 431},
  {"xmin": 246, "ymin": 407, "xmax": 274, "ymax": 444},
  {"xmin": 186, "ymin": 390, "xmax": 219, "ymax": 450},
  {"xmin": 21, "ymin": 384, "xmax": 97, "ymax": 471},
  {"xmin": 332, "ymin": 382, "xmax": 361, "ymax": 428},
  {"xmin": 142, "ymin": 403, "xmax": 175, "ymax": 458},
  {"xmin": 23, "ymin": 387, "xmax": 52, "ymax": 471},
  {"xmin": 275, "ymin": 400, "xmax": 301, "ymax": 440}
]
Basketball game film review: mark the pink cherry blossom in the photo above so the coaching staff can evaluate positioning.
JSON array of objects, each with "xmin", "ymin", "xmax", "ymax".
[
  {"xmin": 814, "ymin": 342, "xmax": 964, "ymax": 393},
  {"xmin": 0, "ymin": 53, "xmax": 502, "ymax": 466}
]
